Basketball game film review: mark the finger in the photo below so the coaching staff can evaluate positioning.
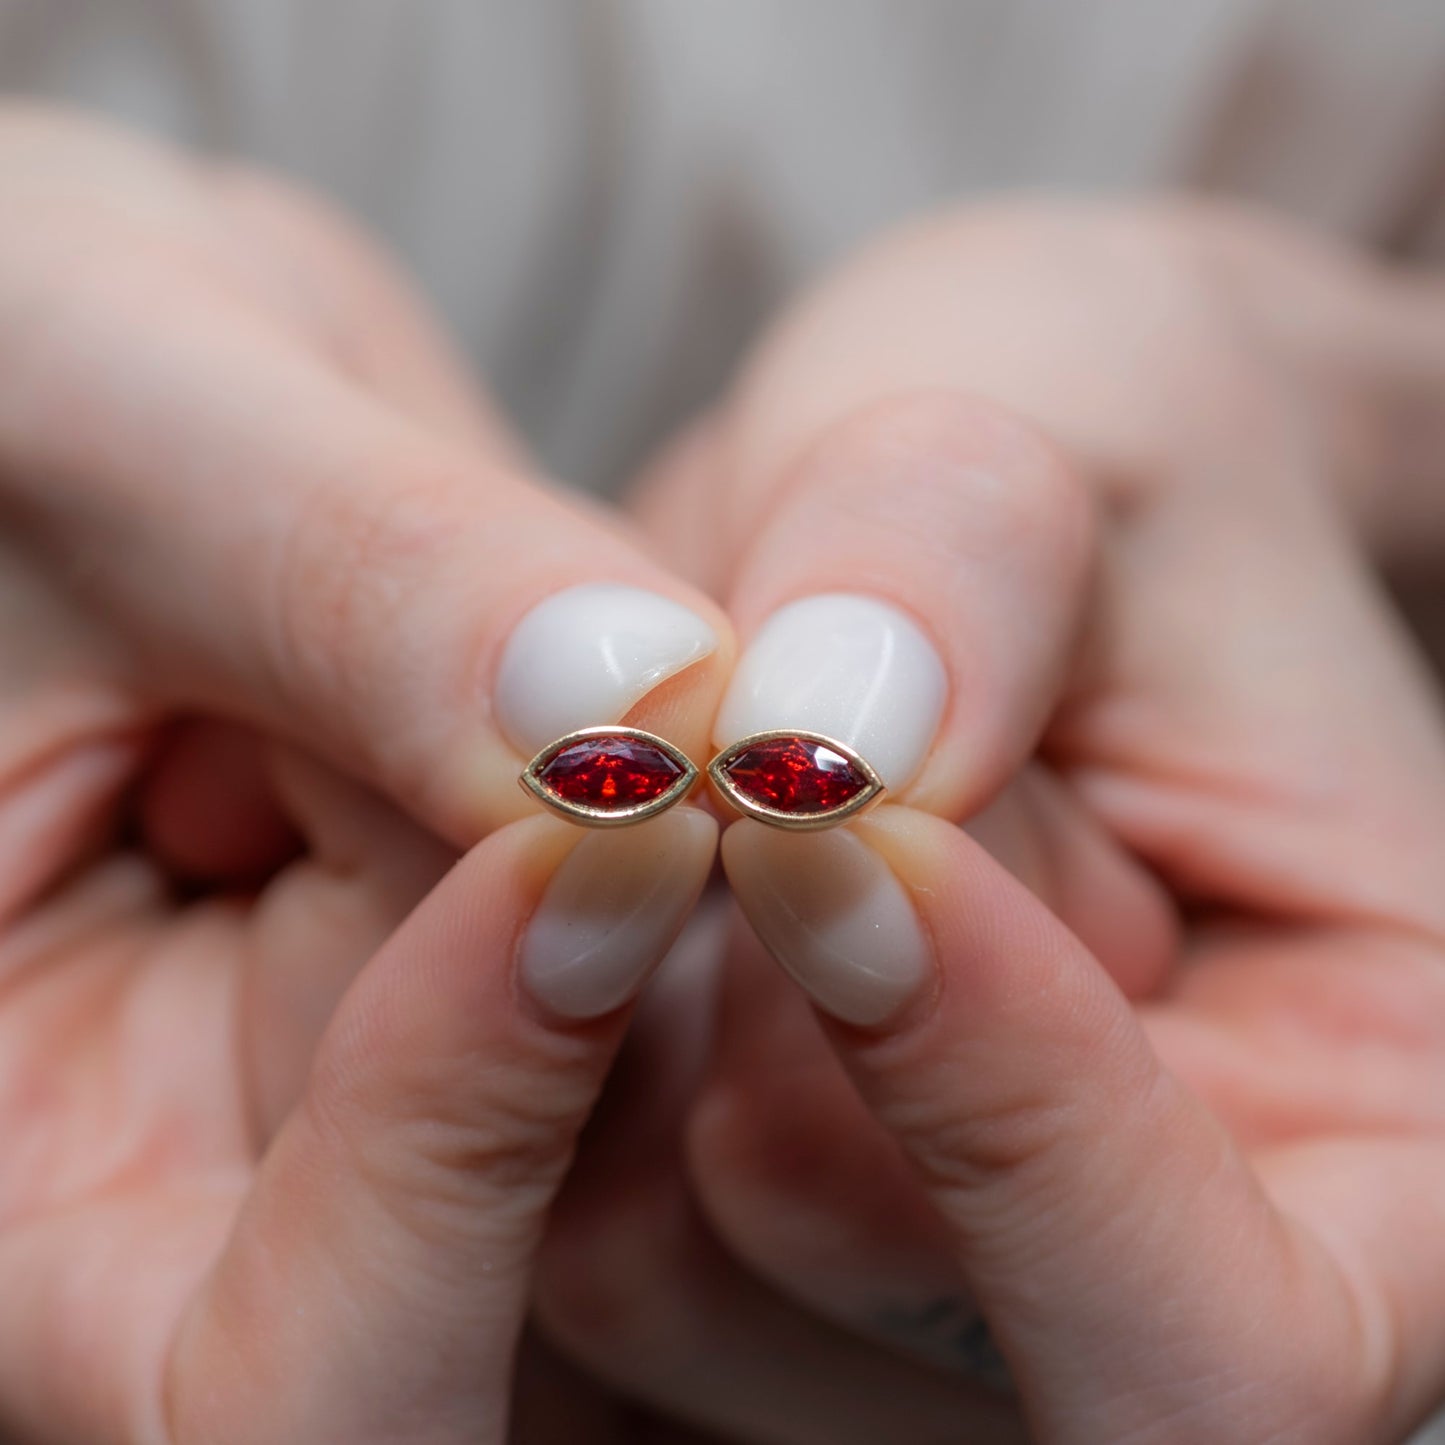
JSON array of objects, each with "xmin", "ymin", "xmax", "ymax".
[
  {"xmin": 238, "ymin": 745, "xmax": 460, "ymax": 1139},
  {"xmin": 160, "ymin": 807, "xmax": 716, "ymax": 1444},
  {"xmin": 0, "ymin": 159, "xmax": 731, "ymax": 843},
  {"xmin": 1138, "ymin": 203, "xmax": 1445, "ymax": 563},
  {"xmin": 687, "ymin": 774, "xmax": 1175, "ymax": 1380},
  {"xmin": 722, "ymin": 807, "xmax": 1376, "ymax": 1443},
  {"xmin": 687, "ymin": 915, "xmax": 999, "ymax": 1384},
  {"xmin": 1120, "ymin": 923, "xmax": 1445, "ymax": 1161},
  {"xmin": 534, "ymin": 897, "xmax": 1021, "ymax": 1443},
  {"xmin": 1259, "ymin": 1137, "xmax": 1445, "ymax": 1440},
  {"xmin": 962, "ymin": 764, "xmax": 1177, "ymax": 999},
  {"xmin": 136, "ymin": 720, "xmax": 302, "ymax": 885},
  {"xmin": 208, "ymin": 166, "xmax": 526, "ymax": 457},
  {"xmin": 1065, "ymin": 469, "xmax": 1445, "ymax": 941},
  {"xmin": 717, "ymin": 200, "xmax": 1445, "ymax": 551},
  {"xmin": 695, "ymin": 199, "xmax": 1445, "ymax": 936},
  {"xmin": 538, "ymin": 1156, "xmax": 1020, "ymax": 1445},
  {"xmin": 627, "ymin": 410, "xmax": 734, "ymax": 596},
  {"xmin": 0, "ymin": 524, "xmax": 140, "ymax": 924},
  {"xmin": 710, "ymin": 391, "xmax": 1094, "ymax": 820}
]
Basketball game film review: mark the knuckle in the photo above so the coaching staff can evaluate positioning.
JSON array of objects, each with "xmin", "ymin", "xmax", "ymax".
[
  {"xmin": 905, "ymin": 1084, "xmax": 1081, "ymax": 1203},
  {"xmin": 906, "ymin": 1090, "xmax": 1093, "ymax": 1279},
  {"xmin": 300, "ymin": 1026, "xmax": 591, "ymax": 1249},
  {"xmin": 881, "ymin": 1015, "xmax": 1167, "ymax": 1227}
]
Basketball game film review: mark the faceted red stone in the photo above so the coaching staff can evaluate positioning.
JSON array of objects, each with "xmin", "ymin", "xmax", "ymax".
[
  {"xmin": 536, "ymin": 734, "xmax": 685, "ymax": 811},
  {"xmin": 720, "ymin": 736, "xmax": 870, "ymax": 816}
]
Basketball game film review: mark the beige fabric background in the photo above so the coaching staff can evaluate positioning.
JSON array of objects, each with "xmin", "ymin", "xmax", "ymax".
[
  {"xmin": 3, "ymin": 0, "xmax": 1445, "ymax": 492},
  {"xmin": 1, "ymin": 2, "xmax": 1445, "ymax": 1439}
]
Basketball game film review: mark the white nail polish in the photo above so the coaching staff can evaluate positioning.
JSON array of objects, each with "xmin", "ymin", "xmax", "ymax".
[
  {"xmin": 495, "ymin": 585, "xmax": 717, "ymax": 755},
  {"xmin": 714, "ymin": 594, "xmax": 946, "ymax": 791},
  {"xmin": 722, "ymin": 822, "xmax": 930, "ymax": 1026},
  {"xmin": 520, "ymin": 809, "xmax": 717, "ymax": 1020}
]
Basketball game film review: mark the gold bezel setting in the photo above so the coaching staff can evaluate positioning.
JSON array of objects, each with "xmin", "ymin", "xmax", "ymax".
[
  {"xmin": 520, "ymin": 725, "xmax": 700, "ymax": 827},
  {"xmin": 707, "ymin": 729, "xmax": 886, "ymax": 831}
]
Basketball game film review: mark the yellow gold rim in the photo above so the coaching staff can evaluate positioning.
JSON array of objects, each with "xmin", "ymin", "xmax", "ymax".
[
  {"xmin": 520, "ymin": 725, "xmax": 700, "ymax": 828},
  {"xmin": 706, "ymin": 729, "xmax": 885, "ymax": 832}
]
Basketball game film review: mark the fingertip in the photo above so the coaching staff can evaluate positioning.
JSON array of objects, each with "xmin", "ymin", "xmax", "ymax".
[
  {"xmin": 851, "ymin": 804, "xmax": 1127, "ymax": 1036},
  {"xmin": 178, "ymin": 806, "xmax": 716, "ymax": 1437},
  {"xmin": 519, "ymin": 806, "xmax": 718, "ymax": 1022},
  {"xmin": 712, "ymin": 592, "xmax": 946, "ymax": 793},
  {"xmin": 716, "ymin": 391, "xmax": 1096, "ymax": 819},
  {"xmin": 721, "ymin": 813, "xmax": 933, "ymax": 1028},
  {"xmin": 492, "ymin": 583, "xmax": 726, "ymax": 759},
  {"xmin": 420, "ymin": 574, "xmax": 735, "ymax": 843}
]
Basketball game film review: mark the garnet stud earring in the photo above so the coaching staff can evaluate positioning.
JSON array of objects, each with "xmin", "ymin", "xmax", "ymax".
[
  {"xmin": 521, "ymin": 726, "xmax": 700, "ymax": 827},
  {"xmin": 707, "ymin": 730, "xmax": 885, "ymax": 831}
]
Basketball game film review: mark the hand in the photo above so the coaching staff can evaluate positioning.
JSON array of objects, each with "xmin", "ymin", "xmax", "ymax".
[
  {"xmin": 0, "ymin": 106, "xmax": 728, "ymax": 1443},
  {"xmin": 542, "ymin": 200, "xmax": 1445, "ymax": 1443}
]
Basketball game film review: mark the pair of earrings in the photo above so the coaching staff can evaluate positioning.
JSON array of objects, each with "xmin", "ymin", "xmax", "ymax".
[{"xmin": 520, "ymin": 725, "xmax": 884, "ymax": 832}]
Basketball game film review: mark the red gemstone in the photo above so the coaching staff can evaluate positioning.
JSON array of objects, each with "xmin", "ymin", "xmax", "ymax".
[
  {"xmin": 720, "ymin": 736, "xmax": 870, "ymax": 816},
  {"xmin": 536, "ymin": 733, "xmax": 685, "ymax": 811}
]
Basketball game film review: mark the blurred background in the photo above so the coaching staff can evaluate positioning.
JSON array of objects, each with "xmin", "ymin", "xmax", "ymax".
[
  {"xmin": 3, "ymin": 0, "xmax": 1443, "ymax": 496},
  {"xmin": 1, "ymin": 2, "xmax": 1444, "ymax": 1441}
]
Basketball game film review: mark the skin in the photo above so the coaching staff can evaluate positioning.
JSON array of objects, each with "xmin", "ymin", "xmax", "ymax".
[
  {"xmin": 0, "ymin": 105, "xmax": 737, "ymax": 1444},
  {"xmin": 5, "ymin": 101, "xmax": 1445, "ymax": 1443},
  {"xmin": 540, "ymin": 200, "xmax": 1445, "ymax": 1442}
]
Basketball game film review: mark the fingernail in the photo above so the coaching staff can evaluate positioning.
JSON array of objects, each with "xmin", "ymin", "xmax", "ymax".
[
  {"xmin": 721, "ymin": 819, "xmax": 930, "ymax": 1025},
  {"xmin": 495, "ymin": 584, "xmax": 718, "ymax": 755},
  {"xmin": 714, "ymin": 594, "xmax": 946, "ymax": 791},
  {"xmin": 520, "ymin": 809, "xmax": 718, "ymax": 1019}
]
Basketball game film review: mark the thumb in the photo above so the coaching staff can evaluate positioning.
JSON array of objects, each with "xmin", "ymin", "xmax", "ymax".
[
  {"xmin": 2, "ymin": 318, "xmax": 732, "ymax": 841},
  {"xmin": 0, "ymin": 126, "xmax": 732, "ymax": 845},
  {"xmin": 722, "ymin": 807, "xmax": 1367, "ymax": 1443},
  {"xmin": 166, "ymin": 806, "xmax": 716, "ymax": 1444}
]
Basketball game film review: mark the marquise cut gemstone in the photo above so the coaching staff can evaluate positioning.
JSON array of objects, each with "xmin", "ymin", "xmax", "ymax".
[
  {"xmin": 535, "ymin": 734, "xmax": 685, "ymax": 811},
  {"xmin": 720, "ymin": 736, "xmax": 870, "ymax": 816}
]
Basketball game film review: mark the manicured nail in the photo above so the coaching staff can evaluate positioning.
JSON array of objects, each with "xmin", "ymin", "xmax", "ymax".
[
  {"xmin": 495, "ymin": 584, "xmax": 718, "ymax": 755},
  {"xmin": 721, "ymin": 820, "xmax": 930, "ymax": 1025},
  {"xmin": 713, "ymin": 594, "xmax": 946, "ymax": 791},
  {"xmin": 520, "ymin": 809, "xmax": 718, "ymax": 1019}
]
